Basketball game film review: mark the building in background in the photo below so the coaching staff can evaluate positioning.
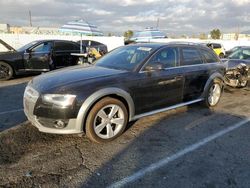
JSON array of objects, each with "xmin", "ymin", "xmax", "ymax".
[
  {"xmin": 9, "ymin": 26, "xmax": 60, "ymax": 34},
  {"xmin": 222, "ymin": 33, "xmax": 250, "ymax": 40},
  {"xmin": 0, "ymin": 24, "xmax": 10, "ymax": 33}
]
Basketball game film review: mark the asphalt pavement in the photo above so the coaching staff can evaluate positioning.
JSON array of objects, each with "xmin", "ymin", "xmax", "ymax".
[
  {"xmin": 0, "ymin": 76, "xmax": 31, "ymax": 131},
  {"xmin": 0, "ymin": 76, "xmax": 249, "ymax": 188}
]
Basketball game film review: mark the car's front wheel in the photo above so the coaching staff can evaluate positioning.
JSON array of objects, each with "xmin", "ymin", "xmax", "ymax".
[
  {"xmin": 203, "ymin": 80, "xmax": 222, "ymax": 107},
  {"xmin": 0, "ymin": 61, "xmax": 13, "ymax": 81},
  {"xmin": 85, "ymin": 97, "xmax": 128, "ymax": 143}
]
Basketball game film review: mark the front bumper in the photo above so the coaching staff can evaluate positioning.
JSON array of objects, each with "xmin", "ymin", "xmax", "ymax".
[{"xmin": 23, "ymin": 86, "xmax": 82, "ymax": 134}]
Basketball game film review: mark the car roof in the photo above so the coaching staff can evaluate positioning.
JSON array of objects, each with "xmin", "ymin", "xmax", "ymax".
[
  {"xmin": 129, "ymin": 42, "xmax": 206, "ymax": 49},
  {"xmin": 241, "ymin": 46, "xmax": 250, "ymax": 49},
  {"xmin": 33, "ymin": 39, "xmax": 77, "ymax": 43}
]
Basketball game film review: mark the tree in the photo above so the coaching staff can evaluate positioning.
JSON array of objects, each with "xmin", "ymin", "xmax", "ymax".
[
  {"xmin": 210, "ymin": 29, "xmax": 221, "ymax": 39},
  {"xmin": 199, "ymin": 33, "xmax": 207, "ymax": 40},
  {"xmin": 123, "ymin": 30, "xmax": 134, "ymax": 39}
]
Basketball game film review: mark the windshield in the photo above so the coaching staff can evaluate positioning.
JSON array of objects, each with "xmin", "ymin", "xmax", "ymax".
[
  {"xmin": 17, "ymin": 41, "xmax": 38, "ymax": 52},
  {"xmin": 95, "ymin": 45, "xmax": 156, "ymax": 71},
  {"xmin": 228, "ymin": 48, "xmax": 250, "ymax": 60},
  {"xmin": 230, "ymin": 46, "xmax": 239, "ymax": 52}
]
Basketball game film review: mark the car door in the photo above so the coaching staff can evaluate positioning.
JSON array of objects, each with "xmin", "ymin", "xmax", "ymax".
[
  {"xmin": 180, "ymin": 46, "xmax": 210, "ymax": 101},
  {"xmin": 23, "ymin": 42, "xmax": 52, "ymax": 71},
  {"xmin": 132, "ymin": 47, "xmax": 185, "ymax": 114},
  {"xmin": 53, "ymin": 41, "xmax": 80, "ymax": 68}
]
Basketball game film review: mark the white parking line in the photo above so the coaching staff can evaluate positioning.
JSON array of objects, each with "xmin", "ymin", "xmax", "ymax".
[
  {"xmin": 0, "ymin": 109, "xmax": 24, "ymax": 115},
  {"xmin": 108, "ymin": 117, "xmax": 250, "ymax": 188}
]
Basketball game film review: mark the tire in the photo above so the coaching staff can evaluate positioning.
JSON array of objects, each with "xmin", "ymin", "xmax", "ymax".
[
  {"xmin": 0, "ymin": 61, "xmax": 13, "ymax": 81},
  {"xmin": 85, "ymin": 97, "xmax": 128, "ymax": 143},
  {"xmin": 203, "ymin": 80, "xmax": 222, "ymax": 108},
  {"xmin": 219, "ymin": 53, "xmax": 224, "ymax": 58}
]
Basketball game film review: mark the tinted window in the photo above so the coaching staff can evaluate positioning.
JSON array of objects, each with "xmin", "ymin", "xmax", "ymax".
[
  {"xmin": 200, "ymin": 49, "xmax": 218, "ymax": 63},
  {"xmin": 147, "ymin": 47, "xmax": 178, "ymax": 68},
  {"xmin": 54, "ymin": 41, "xmax": 79, "ymax": 51},
  {"xmin": 96, "ymin": 45, "xmax": 155, "ymax": 71},
  {"xmin": 90, "ymin": 41, "xmax": 101, "ymax": 46},
  {"xmin": 212, "ymin": 43, "xmax": 221, "ymax": 49},
  {"xmin": 182, "ymin": 47, "xmax": 203, "ymax": 65},
  {"xmin": 31, "ymin": 42, "xmax": 51, "ymax": 53}
]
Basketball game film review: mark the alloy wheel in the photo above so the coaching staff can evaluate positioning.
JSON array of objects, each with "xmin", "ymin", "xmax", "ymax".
[
  {"xmin": 93, "ymin": 104, "xmax": 125, "ymax": 139},
  {"xmin": 0, "ymin": 63, "xmax": 11, "ymax": 79},
  {"xmin": 208, "ymin": 83, "xmax": 221, "ymax": 106}
]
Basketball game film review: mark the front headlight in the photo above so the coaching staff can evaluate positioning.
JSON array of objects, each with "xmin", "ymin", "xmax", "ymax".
[{"xmin": 42, "ymin": 94, "xmax": 76, "ymax": 108}]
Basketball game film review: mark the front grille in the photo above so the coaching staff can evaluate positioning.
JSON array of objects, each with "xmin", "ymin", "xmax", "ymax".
[{"xmin": 23, "ymin": 86, "xmax": 39, "ymax": 120}]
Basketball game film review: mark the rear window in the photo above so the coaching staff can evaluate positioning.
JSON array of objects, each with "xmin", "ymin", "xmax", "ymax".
[
  {"xmin": 181, "ymin": 47, "xmax": 203, "ymax": 66},
  {"xmin": 212, "ymin": 43, "xmax": 221, "ymax": 49},
  {"xmin": 200, "ymin": 49, "xmax": 218, "ymax": 63}
]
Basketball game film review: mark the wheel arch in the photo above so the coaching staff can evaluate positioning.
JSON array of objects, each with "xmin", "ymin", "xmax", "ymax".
[
  {"xmin": 0, "ymin": 60, "xmax": 16, "ymax": 78},
  {"xmin": 0, "ymin": 60, "xmax": 14, "ymax": 71},
  {"xmin": 75, "ymin": 87, "xmax": 135, "ymax": 132},
  {"xmin": 201, "ymin": 72, "xmax": 224, "ymax": 98}
]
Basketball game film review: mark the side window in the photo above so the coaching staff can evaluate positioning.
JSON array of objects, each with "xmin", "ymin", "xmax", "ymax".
[
  {"xmin": 54, "ymin": 42, "xmax": 77, "ymax": 51},
  {"xmin": 212, "ymin": 43, "xmax": 221, "ymax": 49},
  {"xmin": 242, "ymin": 49, "xmax": 250, "ymax": 59},
  {"xmin": 147, "ymin": 47, "xmax": 178, "ymax": 68},
  {"xmin": 90, "ymin": 41, "xmax": 100, "ymax": 46},
  {"xmin": 181, "ymin": 47, "xmax": 203, "ymax": 66},
  {"xmin": 200, "ymin": 49, "xmax": 218, "ymax": 63},
  {"xmin": 31, "ymin": 42, "xmax": 51, "ymax": 53}
]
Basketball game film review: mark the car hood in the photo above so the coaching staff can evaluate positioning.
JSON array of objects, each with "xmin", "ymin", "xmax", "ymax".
[
  {"xmin": 222, "ymin": 59, "xmax": 250, "ymax": 69},
  {"xmin": 0, "ymin": 39, "xmax": 16, "ymax": 51},
  {"xmin": 0, "ymin": 51, "xmax": 22, "ymax": 59},
  {"xmin": 30, "ymin": 65, "xmax": 127, "ymax": 93}
]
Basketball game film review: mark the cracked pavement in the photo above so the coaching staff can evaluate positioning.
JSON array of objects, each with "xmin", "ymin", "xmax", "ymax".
[{"xmin": 0, "ymin": 77, "xmax": 249, "ymax": 187}]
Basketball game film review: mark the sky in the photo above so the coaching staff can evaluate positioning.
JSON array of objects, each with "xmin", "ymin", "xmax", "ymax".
[{"xmin": 0, "ymin": 0, "xmax": 250, "ymax": 35}]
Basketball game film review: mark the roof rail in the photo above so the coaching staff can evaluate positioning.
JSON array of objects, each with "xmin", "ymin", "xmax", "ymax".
[{"xmin": 167, "ymin": 41, "xmax": 203, "ymax": 46}]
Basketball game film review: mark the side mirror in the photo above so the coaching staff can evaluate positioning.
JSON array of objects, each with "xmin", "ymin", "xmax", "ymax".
[{"xmin": 144, "ymin": 62, "xmax": 164, "ymax": 72}]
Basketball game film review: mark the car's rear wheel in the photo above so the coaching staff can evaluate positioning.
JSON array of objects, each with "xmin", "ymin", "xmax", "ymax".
[
  {"xmin": 85, "ymin": 97, "xmax": 128, "ymax": 143},
  {"xmin": 203, "ymin": 80, "xmax": 222, "ymax": 107},
  {"xmin": 0, "ymin": 61, "xmax": 13, "ymax": 81}
]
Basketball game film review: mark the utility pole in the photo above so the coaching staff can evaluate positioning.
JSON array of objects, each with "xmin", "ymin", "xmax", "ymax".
[
  {"xmin": 29, "ymin": 10, "xmax": 32, "ymax": 27},
  {"xmin": 235, "ymin": 24, "xmax": 240, "ymax": 40},
  {"xmin": 156, "ymin": 18, "xmax": 159, "ymax": 29}
]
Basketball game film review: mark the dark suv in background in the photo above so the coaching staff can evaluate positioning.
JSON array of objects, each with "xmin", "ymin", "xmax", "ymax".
[
  {"xmin": 24, "ymin": 42, "xmax": 225, "ymax": 143},
  {"xmin": 0, "ymin": 39, "xmax": 81, "ymax": 80}
]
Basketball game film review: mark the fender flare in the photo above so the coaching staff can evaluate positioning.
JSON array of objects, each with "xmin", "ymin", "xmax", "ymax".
[
  {"xmin": 201, "ymin": 72, "xmax": 224, "ymax": 98},
  {"xmin": 75, "ymin": 87, "xmax": 135, "ymax": 132}
]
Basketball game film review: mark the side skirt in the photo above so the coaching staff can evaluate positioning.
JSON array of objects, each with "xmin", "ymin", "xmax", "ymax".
[{"xmin": 131, "ymin": 98, "xmax": 204, "ymax": 121}]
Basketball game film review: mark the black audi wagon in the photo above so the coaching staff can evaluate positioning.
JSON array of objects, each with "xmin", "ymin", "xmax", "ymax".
[{"xmin": 24, "ymin": 42, "xmax": 225, "ymax": 143}]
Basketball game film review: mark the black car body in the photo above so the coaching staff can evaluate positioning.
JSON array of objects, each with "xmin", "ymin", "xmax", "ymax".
[
  {"xmin": 0, "ymin": 39, "xmax": 81, "ymax": 80},
  {"xmin": 24, "ymin": 42, "xmax": 225, "ymax": 143}
]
